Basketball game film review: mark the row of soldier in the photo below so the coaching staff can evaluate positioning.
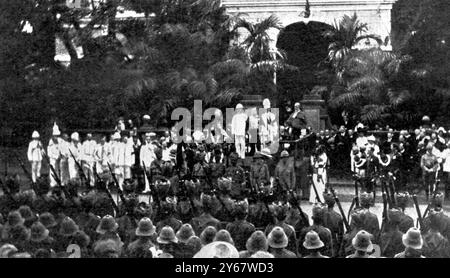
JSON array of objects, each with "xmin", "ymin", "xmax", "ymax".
[{"xmin": 0, "ymin": 171, "xmax": 449, "ymax": 258}]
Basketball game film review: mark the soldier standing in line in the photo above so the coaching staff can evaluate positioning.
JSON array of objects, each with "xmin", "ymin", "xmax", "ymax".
[
  {"xmin": 298, "ymin": 204, "xmax": 334, "ymax": 257},
  {"xmin": 68, "ymin": 132, "xmax": 81, "ymax": 181},
  {"xmin": 274, "ymin": 150, "xmax": 295, "ymax": 193},
  {"xmin": 394, "ymin": 227, "xmax": 425, "ymax": 258},
  {"xmin": 322, "ymin": 191, "xmax": 344, "ymax": 258},
  {"xmin": 354, "ymin": 192, "xmax": 380, "ymax": 243},
  {"xmin": 224, "ymin": 153, "xmax": 246, "ymax": 200},
  {"xmin": 47, "ymin": 124, "xmax": 62, "ymax": 187},
  {"xmin": 395, "ymin": 192, "xmax": 414, "ymax": 234},
  {"xmin": 250, "ymin": 152, "xmax": 270, "ymax": 193},
  {"xmin": 226, "ymin": 200, "xmax": 256, "ymax": 252},
  {"xmin": 379, "ymin": 209, "xmax": 405, "ymax": 258},
  {"xmin": 302, "ymin": 231, "xmax": 329, "ymax": 258},
  {"xmin": 209, "ymin": 149, "xmax": 225, "ymax": 188},
  {"xmin": 59, "ymin": 133, "xmax": 71, "ymax": 185},
  {"xmin": 346, "ymin": 230, "xmax": 376, "ymax": 258},
  {"xmin": 422, "ymin": 209, "xmax": 450, "ymax": 258},
  {"xmin": 81, "ymin": 133, "xmax": 97, "ymax": 187}
]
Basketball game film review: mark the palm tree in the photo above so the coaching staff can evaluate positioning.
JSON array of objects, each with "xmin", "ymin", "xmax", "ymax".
[
  {"xmin": 324, "ymin": 13, "xmax": 382, "ymax": 73},
  {"xmin": 330, "ymin": 48, "xmax": 415, "ymax": 125}
]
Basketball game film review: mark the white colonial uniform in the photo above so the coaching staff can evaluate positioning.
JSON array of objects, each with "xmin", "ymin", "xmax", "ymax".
[
  {"xmin": 47, "ymin": 138, "xmax": 61, "ymax": 187},
  {"xmin": 123, "ymin": 139, "xmax": 135, "ymax": 180},
  {"xmin": 68, "ymin": 142, "xmax": 81, "ymax": 180},
  {"xmin": 310, "ymin": 153, "xmax": 328, "ymax": 203},
  {"xmin": 231, "ymin": 108, "xmax": 248, "ymax": 159},
  {"xmin": 140, "ymin": 141, "xmax": 156, "ymax": 191},
  {"xmin": 81, "ymin": 139, "xmax": 97, "ymax": 185},
  {"xmin": 27, "ymin": 135, "xmax": 43, "ymax": 183},
  {"xmin": 59, "ymin": 138, "xmax": 71, "ymax": 185}
]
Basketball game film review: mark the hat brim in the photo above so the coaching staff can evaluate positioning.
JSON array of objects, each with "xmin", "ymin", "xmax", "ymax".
[
  {"xmin": 268, "ymin": 234, "xmax": 288, "ymax": 249},
  {"xmin": 303, "ymin": 241, "xmax": 325, "ymax": 250},
  {"xmin": 96, "ymin": 223, "xmax": 118, "ymax": 234},
  {"xmin": 402, "ymin": 235, "xmax": 423, "ymax": 250},
  {"xmin": 31, "ymin": 229, "xmax": 49, "ymax": 242},
  {"xmin": 352, "ymin": 237, "xmax": 374, "ymax": 252},
  {"xmin": 157, "ymin": 237, "xmax": 178, "ymax": 244},
  {"xmin": 136, "ymin": 229, "xmax": 155, "ymax": 237}
]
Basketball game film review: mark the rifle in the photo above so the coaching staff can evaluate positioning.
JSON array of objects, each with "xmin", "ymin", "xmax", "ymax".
[
  {"xmin": 328, "ymin": 185, "xmax": 350, "ymax": 232},
  {"xmin": 142, "ymin": 161, "xmax": 161, "ymax": 209},
  {"xmin": 93, "ymin": 164, "xmax": 119, "ymax": 214},
  {"xmin": 106, "ymin": 163, "xmax": 127, "ymax": 204},
  {"xmin": 387, "ymin": 172, "xmax": 397, "ymax": 207},
  {"xmin": 308, "ymin": 174, "xmax": 323, "ymax": 204},
  {"xmin": 412, "ymin": 194, "xmax": 425, "ymax": 231},
  {"xmin": 379, "ymin": 192, "xmax": 389, "ymax": 240},
  {"xmin": 353, "ymin": 174, "xmax": 360, "ymax": 207},
  {"xmin": 422, "ymin": 188, "xmax": 440, "ymax": 220},
  {"xmin": 41, "ymin": 150, "xmax": 71, "ymax": 198},
  {"xmin": 68, "ymin": 149, "xmax": 89, "ymax": 186},
  {"xmin": 176, "ymin": 164, "xmax": 198, "ymax": 216},
  {"xmin": 13, "ymin": 151, "xmax": 34, "ymax": 184},
  {"xmin": 204, "ymin": 168, "xmax": 233, "ymax": 219},
  {"xmin": 277, "ymin": 177, "xmax": 309, "ymax": 227}
]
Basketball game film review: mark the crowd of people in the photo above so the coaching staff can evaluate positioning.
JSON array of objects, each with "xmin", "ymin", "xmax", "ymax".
[{"xmin": 1, "ymin": 101, "xmax": 450, "ymax": 258}]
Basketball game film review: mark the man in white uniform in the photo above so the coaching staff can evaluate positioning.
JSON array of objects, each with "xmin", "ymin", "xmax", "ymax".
[
  {"xmin": 231, "ymin": 103, "xmax": 248, "ymax": 159},
  {"xmin": 47, "ymin": 123, "xmax": 62, "ymax": 187},
  {"xmin": 68, "ymin": 132, "xmax": 81, "ymax": 180},
  {"xmin": 140, "ymin": 132, "xmax": 156, "ymax": 191},
  {"xmin": 27, "ymin": 131, "xmax": 43, "ymax": 183},
  {"xmin": 81, "ymin": 133, "xmax": 97, "ymax": 186}
]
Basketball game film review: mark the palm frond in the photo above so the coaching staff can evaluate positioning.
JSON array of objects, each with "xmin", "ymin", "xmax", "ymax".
[
  {"xmin": 360, "ymin": 104, "xmax": 388, "ymax": 123},
  {"xmin": 331, "ymin": 91, "xmax": 364, "ymax": 108}
]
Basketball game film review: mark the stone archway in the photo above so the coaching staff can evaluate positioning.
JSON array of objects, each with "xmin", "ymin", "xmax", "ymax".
[{"xmin": 275, "ymin": 21, "xmax": 334, "ymax": 106}]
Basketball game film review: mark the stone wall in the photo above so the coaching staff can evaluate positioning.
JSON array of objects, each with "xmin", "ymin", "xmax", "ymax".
[{"xmin": 222, "ymin": 0, "xmax": 397, "ymax": 50}]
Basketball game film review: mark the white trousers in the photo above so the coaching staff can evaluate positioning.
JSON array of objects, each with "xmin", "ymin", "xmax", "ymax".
[
  {"xmin": 235, "ymin": 135, "xmax": 246, "ymax": 159},
  {"xmin": 310, "ymin": 172, "xmax": 327, "ymax": 203},
  {"xmin": 68, "ymin": 159, "xmax": 78, "ymax": 180},
  {"xmin": 31, "ymin": 161, "xmax": 42, "ymax": 183},
  {"xmin": 82, "ymin": 161, "xmax": 95, "ymax": 186},
  {"xmin": 59, "ymin": 158, "xmax": 70, "ymax": 185},
  {"xmin": 49, "ymin": 158, "xmax": 60, "ymax": 187}
]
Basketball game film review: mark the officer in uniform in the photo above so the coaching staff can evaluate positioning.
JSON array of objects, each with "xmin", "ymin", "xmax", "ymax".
[
  {"xmin": 298, "ymin": 204, "xmax": 334, "ymax": 257},
  {"xmin": 379, "ymin": 208, "xmax": 405, "ymax": 257},
  {"xmin": 224, "ymin": 153, "xmax": 246, "ymax": 199},
  {"xmin": 274, "ymin": 150, "xmax": 296, "ymax": 193},
  {"xmin": 250, "ymin": 152, "xmax": 270, "ymax": 193},
  {"xmin": 322, "ymin": 191, "xmax": 344, "ymax": 257}
]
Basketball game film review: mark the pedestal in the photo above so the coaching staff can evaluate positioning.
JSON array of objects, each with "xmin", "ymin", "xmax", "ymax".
[{"xmin": 300, "ymin": 86, "xmax": 330, "ymax": 133}]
